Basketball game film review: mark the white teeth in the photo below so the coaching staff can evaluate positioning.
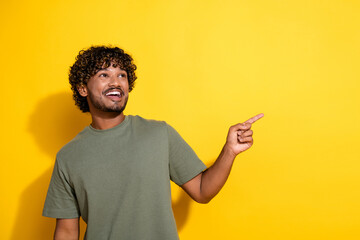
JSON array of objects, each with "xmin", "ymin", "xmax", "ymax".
[{"xmin": 106, "ymin": 91, "xmax": 121, "ymax": 96}]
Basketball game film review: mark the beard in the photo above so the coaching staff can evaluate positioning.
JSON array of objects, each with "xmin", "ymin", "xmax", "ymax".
[{"xmin": 88, "ymin": 91, "xmax": 128, "ymax": 113}]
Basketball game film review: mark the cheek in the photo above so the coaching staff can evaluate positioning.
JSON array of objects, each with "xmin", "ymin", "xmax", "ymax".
[
  {"xmin": 123, "ymin": 80, "xmax": 130, "ymax": 91},
  {"xmin": 88, "ymin": 82, "xmax": 105, "ymax": 93}
]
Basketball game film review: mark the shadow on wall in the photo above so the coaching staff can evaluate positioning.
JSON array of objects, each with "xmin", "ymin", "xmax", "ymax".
[
  {"xmin": 11, "ymin": 91, "xmax": 192, "ymax": 240},
  {"xmin": 11, "ymin": 92, "xmax": 90, "ymax": 240}
]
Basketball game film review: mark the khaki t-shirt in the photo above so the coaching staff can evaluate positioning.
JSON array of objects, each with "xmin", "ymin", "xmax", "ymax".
[{"xmin": 43, "ymin": 115, "xmax": 207, "ymax": 240}]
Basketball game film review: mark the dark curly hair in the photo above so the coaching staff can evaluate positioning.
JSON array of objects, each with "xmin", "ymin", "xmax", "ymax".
[{"xmin": 69, "ymin": 46, "xmax": 137, "ymax": 112}]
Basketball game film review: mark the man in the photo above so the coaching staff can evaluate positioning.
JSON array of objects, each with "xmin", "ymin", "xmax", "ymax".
[{"xmin": 43, "ymin": 46, "xmax": 263, "ymax": 240}]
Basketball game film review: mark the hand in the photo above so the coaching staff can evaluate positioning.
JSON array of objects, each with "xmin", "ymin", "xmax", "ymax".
[{"xmin": 225, "ymin": 113, "xmax": 264, "ymax": 157}]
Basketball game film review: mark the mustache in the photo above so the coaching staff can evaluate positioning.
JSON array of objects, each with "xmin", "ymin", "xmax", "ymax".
[{"xmin": 102, "ymin": 87, "xmax": 125, "ymax": 95}]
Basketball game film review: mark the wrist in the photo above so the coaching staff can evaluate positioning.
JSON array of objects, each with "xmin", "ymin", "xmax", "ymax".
[{"xmin": 222, "ymin": 144, "xmax": 237, "ymax": 161}]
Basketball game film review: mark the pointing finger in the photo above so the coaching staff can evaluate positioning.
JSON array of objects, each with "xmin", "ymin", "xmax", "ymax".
[{"xmin": 245, "ymin": 113, "xmax": 264, "ymax": 124}]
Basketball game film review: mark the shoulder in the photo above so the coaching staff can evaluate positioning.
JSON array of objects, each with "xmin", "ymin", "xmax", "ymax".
[
  {"xmin": 128, "ymin": 115, "xmax": 175, "ymax": 141},
  {"xmin": 56, "ymin": 127, "xmax": 90, "ymax": 162},
  {"xmin": 129, "ymin": 115, "xmax": 184, "ymax": 137},
  {"xmin": 129, "ymin": 115, "xmax": 168, "ymax": 129}
]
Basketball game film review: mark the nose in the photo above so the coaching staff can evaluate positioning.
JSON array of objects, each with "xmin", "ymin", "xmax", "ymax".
[{"xmin": 108, "ymin": 75, "xmax": 121, "ymax": 87}]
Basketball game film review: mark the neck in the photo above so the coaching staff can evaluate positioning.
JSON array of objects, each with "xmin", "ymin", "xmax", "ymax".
[{"xmin": 90, "ymin": 110, "xmax": 126, "ymax": 130}]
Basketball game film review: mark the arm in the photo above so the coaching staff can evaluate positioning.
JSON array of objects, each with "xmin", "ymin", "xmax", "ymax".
[
  {"xmin": 181, "ymin": 113, "xmax": 264, "ymax": 203},
  {"xmin": 54, "ymin": 218, "xmax": 80, "ymax": 240}
]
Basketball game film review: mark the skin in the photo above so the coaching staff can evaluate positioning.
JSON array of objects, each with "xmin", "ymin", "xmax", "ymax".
[
  {"xmin": 77, "ymin": 64, "xmax": 129, "ymax": 130},
  {"xmin": 54, "ymin": 64, "xmax": 264, "ymax": 238},
  {"xmin": 54, "ymin": 218, "xmax": 79, "ymax": 240},
  {"xmin": 181, "ymin": 113, "xmax": 264, "ymax": 203},
  {"xmin": 54, "ymin": 65, "xmax": 130, "ymax": 239}
]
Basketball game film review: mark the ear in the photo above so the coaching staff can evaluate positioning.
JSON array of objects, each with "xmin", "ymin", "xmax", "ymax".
[{"xmin": 77, "ymin": 84, "xmax": 88, "ymax": 97}]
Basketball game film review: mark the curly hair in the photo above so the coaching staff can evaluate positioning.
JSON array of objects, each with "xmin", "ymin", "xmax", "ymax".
[{"xmin": 69, "ymin": 46, "xmax": 137, "ymax": 112}]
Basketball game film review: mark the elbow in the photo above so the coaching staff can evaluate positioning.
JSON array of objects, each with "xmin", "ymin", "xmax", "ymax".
[
  {"xmin": 195, "ymin": 196, "xmax": 212, "ymax": 204},
  {"xmin": 197, "ymin": 199, "xmax": 211, "ymax": 204}
]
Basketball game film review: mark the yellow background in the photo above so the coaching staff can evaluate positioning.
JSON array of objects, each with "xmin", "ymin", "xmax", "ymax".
[{"xmin": 1, "ymin": 0, "xmax": 359, "ymax": 239}]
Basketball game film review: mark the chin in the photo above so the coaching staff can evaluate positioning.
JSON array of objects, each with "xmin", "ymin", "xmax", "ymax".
[
  {"xmin": 104, "ymin": 103, "xmax": 127, "ymax": 113},
  {"xmin": 89, "ymin": 95, "xmax": 128, "ymax": 113}
]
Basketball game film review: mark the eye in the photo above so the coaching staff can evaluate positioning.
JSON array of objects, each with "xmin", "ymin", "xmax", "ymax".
[
  {"xmin": 119, "ymin": 73, "xmax": 127, "ymax": 78},
  {"xmin": 99, "ymin": 73, "xmax": 108, "ymax": 77}
]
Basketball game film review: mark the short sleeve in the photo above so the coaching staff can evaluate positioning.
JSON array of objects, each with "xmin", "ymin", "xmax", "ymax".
[
  {"xmin": 166, "ymin": 124, "xmax": 207, "ymax": 186},
  {"xmin": 42, "ymin": 159, "xmax": 80, "ymax": 218}
]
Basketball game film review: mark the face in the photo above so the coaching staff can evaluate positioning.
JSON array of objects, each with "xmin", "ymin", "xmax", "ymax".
[{"xmin": 78, "ymin": 64, "xmax": 129, "ymax": 113}]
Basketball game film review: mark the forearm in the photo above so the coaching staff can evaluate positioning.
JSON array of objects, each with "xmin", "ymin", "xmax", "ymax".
[
  {"xmin": 199, "ymin": 145, "xmax": 236, "ymax": 203},
  {"xmin": 182, "ymin": 113, "xmax": 263, "ymax": 203}
]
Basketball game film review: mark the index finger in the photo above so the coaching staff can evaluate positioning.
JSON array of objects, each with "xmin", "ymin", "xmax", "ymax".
[{"xmin": 245, "ymin": 113, "xmax": 264, "ymax": 124}]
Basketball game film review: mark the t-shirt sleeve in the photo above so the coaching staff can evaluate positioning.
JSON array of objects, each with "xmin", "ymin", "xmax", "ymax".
[
  {"xmin": 42, "ymin": 159, "xmax": 80, "ymax": 218},
  {"xmin": 166, "ymin": 123, "xmax": 207, "ymax": 186}
]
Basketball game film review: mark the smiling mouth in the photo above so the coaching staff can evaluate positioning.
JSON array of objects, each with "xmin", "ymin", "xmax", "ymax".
[{"xmin": 104, "ymin": 89, "xmax": 124, "ymax": 101}]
